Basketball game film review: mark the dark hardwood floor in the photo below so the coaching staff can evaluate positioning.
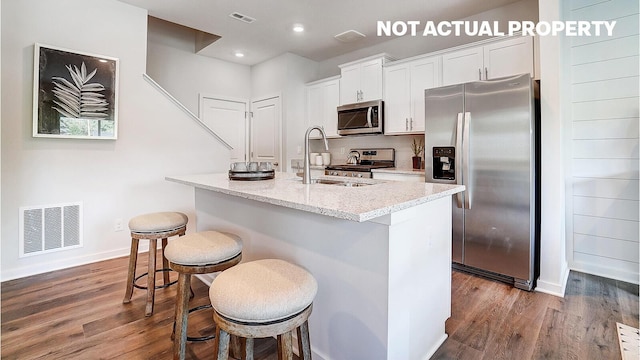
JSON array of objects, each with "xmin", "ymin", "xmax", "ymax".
[{"xmin": 2, "ymin": 251, "xmax": 638, "ymax": 359}]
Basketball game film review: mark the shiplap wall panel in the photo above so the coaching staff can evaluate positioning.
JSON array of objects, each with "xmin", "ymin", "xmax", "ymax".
[
  {"xmin": 570, "ymin": 0, "xmax": 616, "ymax": 11},
  {"xmin": 573, "ymin": 139, "xmax": 639, "ymax": 158},
  {"xmin": 572, "ymin": 77, "xmax": 639, "ymax": 102},
  {"xmin": 572, "ymin": 14, "xmax": 639, "ymax": 46},
  {"xmin": 574, "ymin": 234, "xmax": 639, "ymax": 263},
  {"xmin": 571, "ymin": 35, "xmax": 639, "ymax": 64},
  {"xmin": 568, "ymin": 0, "xmax": 639, "ymax": 283},
  {"xmin": 572, "ymin": 159, "xmax": 639, "ymax": 179},
  {"xmin": 572, "ymin": 118, "xmax": 639, "ymax": 139},
  {"xmin": 573, "ymin": 196, "xmax": 639, "ymax": 221},
  {"xmin": 573, "ymin": 178, "xmax": 640, "ymax": 200},
  {"xmin": 572, "ymin": 98, "xmax": 640, "ymax": 120},
  {"xmin": 571, "ymin": 56, "xmax": 639, "ymax": 84},
  {"xmin": 573, "ymin": 215, "xmax": 639, "ymax": 242}
]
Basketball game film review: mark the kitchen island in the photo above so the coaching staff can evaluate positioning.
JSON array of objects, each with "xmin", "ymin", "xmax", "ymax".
[{"xmin": 167, "ymin": 172, "xmax": 464, "ymax": 360}]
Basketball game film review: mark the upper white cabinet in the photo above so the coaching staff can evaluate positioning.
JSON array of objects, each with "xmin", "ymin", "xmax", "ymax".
[
  {"xmin": 483, "ymin": 36, "xmax": 534, "ymax": 80},
  {"xmin": 442, "ymin": 36, "xmax": 533, "ymax": 86},
  {"xmin": 339, "ymin": 54, "xmax": 393, "ymax": 105},
  {"xmin": 306, "ymin": 76, "xmax": 340, "ymax": 139},
  {"xmin": 384, "ymin": 55, "xmax": 441, "ymax": 135}
]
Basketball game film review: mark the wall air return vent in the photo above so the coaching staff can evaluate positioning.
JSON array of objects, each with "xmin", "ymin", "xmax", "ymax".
[
  {"xmin": 229, "ymin": 12, "xmax": 256, "ymax": 24},
  {"xmin": 19, "ymin": 202, "xmax": 83, "ymax": 257}
]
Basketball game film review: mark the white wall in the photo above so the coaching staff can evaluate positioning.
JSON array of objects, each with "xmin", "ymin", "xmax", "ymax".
[
  {"xmin": 0, "ymin": 0, "xmax": 231, "ymax": 281},
  {"xmin": 146, "ymin": 17, "xmax": 251, "ymax": 115},
  {"xmin": 565, "ymin": 0, "xmax": 639, "ymax": 283},
  {"xmin": 251, "ymin": 53, "xmax": 318, "ymax": 171}
]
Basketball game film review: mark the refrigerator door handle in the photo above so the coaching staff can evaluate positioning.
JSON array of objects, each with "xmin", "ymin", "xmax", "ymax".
[
  {"xmin": 463, "ymin": 111, "xmax": 472, "ymax": 209},
  {"xmin": 455, "ymin": 112, "xmax": 464, "ymax": 208}
]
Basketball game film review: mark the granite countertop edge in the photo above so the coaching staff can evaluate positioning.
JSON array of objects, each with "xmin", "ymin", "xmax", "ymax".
[{"xmin": 166, "ymin": 172, "xmax": 464, "ymax": 223}]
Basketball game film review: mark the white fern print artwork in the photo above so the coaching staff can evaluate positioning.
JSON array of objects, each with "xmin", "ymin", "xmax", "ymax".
[
  {"xmin": 34, "ymin": 44, "xmax": 118, "ymax": 139},
  {"xmin": 51, "ymin": 62, "xmax": 109, "ymax": 119}
]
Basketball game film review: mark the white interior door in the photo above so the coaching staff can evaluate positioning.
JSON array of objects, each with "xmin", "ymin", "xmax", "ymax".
[
  {"xmin": 200, "ymin": 96, "xmax": 248, "ymax": 163},
  {"xmin": 250, "ymin": 96, "xmax": 281, "ymax": 169}
]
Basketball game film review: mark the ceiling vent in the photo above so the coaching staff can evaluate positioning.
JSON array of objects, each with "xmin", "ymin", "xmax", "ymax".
[
  {"xmin": 334, "ymin": 30, "xmax": 366, "ymax": 43},
  {"xmin": 229, "ymin": 12, "xmax": 256, "ymax": 24}
]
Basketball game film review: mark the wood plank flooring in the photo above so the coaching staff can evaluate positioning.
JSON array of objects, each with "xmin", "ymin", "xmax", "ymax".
[
  {"xmin": 2, "ymin": 252, "xmax": 638, "ymax": 359},
  {"xmin": 432, "ymin": 270, "xmax": 639, "ymax": 360}
]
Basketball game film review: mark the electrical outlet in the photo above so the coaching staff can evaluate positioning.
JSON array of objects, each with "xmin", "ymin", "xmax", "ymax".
[
  {"xmin": 297, "ymin": 145, "xmax": 302, "ymax": 154},
  {"xmin": 114, "ymin": 218, "xmax": 124, "ymax": 232},
  {"xmin": 340, "ymin": 147, "xmax": 345, "ymax": 154}
]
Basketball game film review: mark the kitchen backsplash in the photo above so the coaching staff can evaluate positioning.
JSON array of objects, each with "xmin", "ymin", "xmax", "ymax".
[{"xmin": 309, "ymin": 134, "xmax": 425, "ymax": 169}]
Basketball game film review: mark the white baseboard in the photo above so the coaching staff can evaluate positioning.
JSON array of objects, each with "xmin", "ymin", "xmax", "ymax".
[
  {"xmin": 571, "ymin": 261, "xmax": 640, "ymax": 285},
  {"xmin": 535, "ymin": 262, "xmax": 570, "ymax": 297},
  {"xmin": 1, "ymin": 241, "xmax": 169, "ymax": 282},
  {"xmin": 1, "ymin": 247, "xmax": 131, "ymax": 282}
]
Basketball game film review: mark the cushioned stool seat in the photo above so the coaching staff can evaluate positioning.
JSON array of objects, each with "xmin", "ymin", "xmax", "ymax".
[
  {"xmin": 123, "ymin": 211, "xmax": 188, "ymax": 317},
  {"xmin": 165, "ymin": 231, "xmax": 242, "ymax": 360},
  {"xmin": 210, "ymin": 259, "xmax": 318, "ymax": 360},
  {"xmin": 129, "ymin": 212, "xmax": 188, "ymax": 234}
]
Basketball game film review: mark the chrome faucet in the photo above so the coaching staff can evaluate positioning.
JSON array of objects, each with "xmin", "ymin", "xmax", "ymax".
[{"xmin": 303, "ymin": 125, "xmax": 329, "ymax": 184}]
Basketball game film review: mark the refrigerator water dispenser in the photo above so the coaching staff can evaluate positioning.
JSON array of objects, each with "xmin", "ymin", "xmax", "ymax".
[{"xmin": 432, "ymin": 147, "xmax": 455, "ymax": 180}]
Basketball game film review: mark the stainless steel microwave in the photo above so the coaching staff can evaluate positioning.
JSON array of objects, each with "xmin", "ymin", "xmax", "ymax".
[{"xmin": 337, "ymin": 100, "xmax": 383, "ymax": 136}]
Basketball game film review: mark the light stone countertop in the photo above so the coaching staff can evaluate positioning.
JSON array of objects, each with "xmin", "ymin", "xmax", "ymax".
[{"xmin": 166, "ymin": 172, "xmax": 464, "ymax": 222}]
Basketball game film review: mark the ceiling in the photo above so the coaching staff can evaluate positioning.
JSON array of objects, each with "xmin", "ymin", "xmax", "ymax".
[{"xmin": 117, "ymin": 0, "xmax": 523, "ymax": 66}]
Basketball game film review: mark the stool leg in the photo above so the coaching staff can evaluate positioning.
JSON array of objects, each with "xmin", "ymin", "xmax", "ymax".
[
  {"xmin": 214, "ymin": 327, "xmax": 231, "ymax": 360},
  {"xmin": 161, "ymin": 238, "xmax": 170, "ymax": 285},
  {"xmin": 173, "ymin": 272, "xmax": 191, "ymax": 360},
  {"xmin": 277, "ymin": 331, "xmax": 294, "ymax": 360},
  {"xmin": 123, "ymin": 238, "xmax": 139, "ymax": 303},
  {"xmin": 145, "ymin": 238, "xmax": 157, "ymax": 317},
  {"xmin": 297, "ymin": 321, "xmax": 312, "ymax": 360},
  {"xmin": 245, "ymin": 338, "xmax": 254, "ymax": 360},
  {"xmin": 230, "ymin": 336, "xmax": 252, "ymax": 360}
]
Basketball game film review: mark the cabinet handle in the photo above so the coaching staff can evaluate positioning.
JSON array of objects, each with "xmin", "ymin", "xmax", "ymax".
[
  {"xmin": 485, "ymin": 67, "xmax": 488, "ymax": 79},
  {"xmin": 478, "ymin": 68, "xmax": 482, "ymax": 80},
  {"xmin": 410, "ymin": 118, "xmax": 414, "ymax": 130},
  {"xmin": 406, "ymin": 118, "xmax": 409, "ymax": 131}
]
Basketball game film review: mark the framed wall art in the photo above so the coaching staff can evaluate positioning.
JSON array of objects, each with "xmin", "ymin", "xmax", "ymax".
[{"xmin": 33, "ymin": 43, "xmax": 119, "ymax": 139}]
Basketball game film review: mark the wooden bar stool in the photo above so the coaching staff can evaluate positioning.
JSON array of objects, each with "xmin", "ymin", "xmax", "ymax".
[
  {"xmin": 123, "ymin": 211, "xmax": 188, "ymax": 316},
  {"xmin": 164, "ymin": 231, "xmax": 243, "ymax": 360},
  {"xmin": 209, "ymin": 259, "xmax": 317, "ymax": 360}
]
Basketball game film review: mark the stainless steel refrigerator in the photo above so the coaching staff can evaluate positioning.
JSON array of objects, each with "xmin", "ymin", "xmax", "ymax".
[{"xmin": 424, "ymin": 73, "xmax": 540, "ymax": 290}]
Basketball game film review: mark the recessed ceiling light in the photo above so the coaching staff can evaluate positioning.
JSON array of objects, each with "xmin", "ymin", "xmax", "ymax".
[
  {"xmin": 293, "ymin": 24, "xmax": 305, "ymax": 33},
  {"xmin": 234, "ymin": 52, "xmax": 245, "ymax": 58}
]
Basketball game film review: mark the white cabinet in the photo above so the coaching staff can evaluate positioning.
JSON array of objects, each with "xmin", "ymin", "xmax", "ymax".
[
  {"xmin": 384, "ymin": 56, "xmax": 441, "ymax": 135},
  {"xmin": 339, "ymin": 54, "xmax": 393, "ymax": 105},
  {"xmin": 306, "ymin": 77, "xmax": 340, "ymax": 139},
  {"xmin": 442, "ymin": 36, "xmax": 533, "ymax": 86},
  {"xmin": 483, "ymin": 36, "xmax": 534, "ymax": 80}
]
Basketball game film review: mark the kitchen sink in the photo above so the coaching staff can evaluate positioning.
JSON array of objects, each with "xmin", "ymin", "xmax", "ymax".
[{"xmin": 309, "ymin": 178, "xmax": 372, "ymax": 187}]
